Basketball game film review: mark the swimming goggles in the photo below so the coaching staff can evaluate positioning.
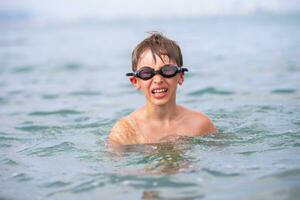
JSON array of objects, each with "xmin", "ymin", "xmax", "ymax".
[{"xmin": 126, "ymin": 65, "xmax": 188, "ymax": 80}]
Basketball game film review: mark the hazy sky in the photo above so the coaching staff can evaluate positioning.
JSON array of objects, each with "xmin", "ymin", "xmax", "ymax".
[{"xmin": 1, "ymin": 0, "xmax": 300, "ymax": 21}]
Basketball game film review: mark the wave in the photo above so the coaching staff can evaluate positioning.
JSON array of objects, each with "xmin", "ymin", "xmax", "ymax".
[
  {"xmin": 188, "ymin": 87, "xmax": 234, "ymax": 96},
  {"xmin": 28, "ymin": 109, "xmax": 82, "ymax": 116},
  {"xmin": 271, "ymin": 88, "xmax": 297, "ymax": 94},
  {"xmin": 25, "ymin": 141, "xmax": 78, "ymax": 157}
]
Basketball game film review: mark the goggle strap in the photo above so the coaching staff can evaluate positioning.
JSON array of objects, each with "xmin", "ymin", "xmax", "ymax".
[
  {"xmin": 126, "ymin": 72, "xmax": 135, "ymax": 77},
  {"xmin": 181, "ymin": 68, "xmax": 188, "ymax": 72}
]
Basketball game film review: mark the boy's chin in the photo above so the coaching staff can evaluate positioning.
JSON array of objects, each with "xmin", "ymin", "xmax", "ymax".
[{"xmin": 148, "ymin": 97, "xmax": 170, "ymax": 106}]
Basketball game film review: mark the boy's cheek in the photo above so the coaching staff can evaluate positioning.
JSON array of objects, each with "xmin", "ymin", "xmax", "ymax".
[{"xmin": 135, "ymin": 83, "xmax": 141, "ymax": 90}]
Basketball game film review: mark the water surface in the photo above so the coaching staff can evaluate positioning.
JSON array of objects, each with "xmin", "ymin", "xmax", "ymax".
[{"xmin": 1, "ymin": 14, "xmax": 300, "ymax": 199}]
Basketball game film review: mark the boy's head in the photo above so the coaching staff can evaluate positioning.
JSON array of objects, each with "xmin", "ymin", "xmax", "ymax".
[{"xmin": 131, "ymin": 32, "xmax": 183, "ymax": 72}]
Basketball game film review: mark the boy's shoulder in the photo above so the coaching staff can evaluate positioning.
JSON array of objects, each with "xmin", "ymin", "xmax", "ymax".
[
  {"xmin": 108, "ymin": 115, "xmax": 139, "ymax": 145},
  {"xmin": 179, "ymin": 106, "xmax": 217, "ymax": 136}
]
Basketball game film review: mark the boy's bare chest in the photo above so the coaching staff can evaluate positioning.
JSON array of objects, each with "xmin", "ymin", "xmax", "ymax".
[{"xmin": 134, "ymin": 121, "xmax": 196, "ymax": 142}]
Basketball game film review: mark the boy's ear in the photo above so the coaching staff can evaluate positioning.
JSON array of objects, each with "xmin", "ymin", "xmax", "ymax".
[
  {"xmin": 129, "ymin": 77, "xmax": 141, "ymax": 90},
  {"xmin": 178, "ymin": 72, "xmax": 184, "ymax": 85}
]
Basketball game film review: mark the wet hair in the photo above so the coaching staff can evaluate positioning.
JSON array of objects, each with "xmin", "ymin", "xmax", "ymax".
[{"xmin": 131, "ymin": 32, "xmax": 183, "ymax": 71}]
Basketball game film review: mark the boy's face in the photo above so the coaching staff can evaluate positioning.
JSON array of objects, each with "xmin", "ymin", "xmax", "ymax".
[{"xmin": 130, "ymin": 49, "xmax": 184, "ymax": 106}]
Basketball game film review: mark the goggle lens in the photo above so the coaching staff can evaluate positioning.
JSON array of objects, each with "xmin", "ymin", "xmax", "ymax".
[
  {"xmin": 161, "ymin": 65, "xmax": 177, "ymax": 77},
  {"xmin": 138, "ymin": 67, "xmax": 154, "ymax": 80}
]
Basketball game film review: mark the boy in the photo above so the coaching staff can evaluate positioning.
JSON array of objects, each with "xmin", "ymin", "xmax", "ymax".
[{"xmin": 109, "ymin": 33, "xmax": 217, "ymax": 145}]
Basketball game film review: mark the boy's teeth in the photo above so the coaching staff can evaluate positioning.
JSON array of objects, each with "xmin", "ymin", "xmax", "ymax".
[{"xmin": 153, "ymin": 88, "xmax": 167, "ymax": 93}]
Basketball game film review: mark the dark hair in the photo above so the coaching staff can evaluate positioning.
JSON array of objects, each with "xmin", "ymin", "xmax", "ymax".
[{"xmin": 131, "ymin": 32, "xmax": 183, "ymax": 71}]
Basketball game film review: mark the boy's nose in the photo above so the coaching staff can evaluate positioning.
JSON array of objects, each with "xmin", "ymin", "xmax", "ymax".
[{"xmin": 153, "ymin": 74, "xmax": 163, "ymax": 84}]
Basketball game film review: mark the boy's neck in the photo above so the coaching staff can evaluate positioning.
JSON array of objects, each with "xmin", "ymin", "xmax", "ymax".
[{"xmin": 144, "ymin": 101, "xmax": 179, "ymax": 122}]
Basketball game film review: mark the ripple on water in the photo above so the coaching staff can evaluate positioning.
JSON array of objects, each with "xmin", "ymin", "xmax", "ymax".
[
  {"xmin": 269, "ymin": 131, "xmax": 300, "ymax": 148},
  {"xmin": 11, "ymin": 65, "xmax": 34, "ymax": 73},
  {"xmin": 61, "ymin": 173, "xmax": 198, "ymax": 194},
  {"xmin": 1, "ymin": 158, "xmax": 19, "ymax": 166},
  {"xmin": 0, "ymin": 134, "xmax": 25, "ymax": 142},
  {"xmin": 71, "ymin": 179, "xmax": 105, "ymax": 193},
  {"xmin": 293, "ymin": 119, "xmax": 300, "ymax": 126},
  {"xmin": 114, "ymin": 108, "xmax": 135, "ymax": 119},
  {"xmin": 230, "ymin": 123, "xmax": 270, "ymax": 144},
  {"xmin": 15, "ymin": 118, "xmax": 111, "ymax": 139},
  {"xmin": 24, "ymin": 142, "xmax": 78, "ymax": 157},
  {"xmin": 188, "ymin": 87, "xmax": 235, "ymax": 96},
  {"xmin": 28, "ymin": 109, "xmax": 82, "ymax": 116},
  {"xmin": 69, "ymin": 91, "xmax": 102, "ymax": 96},
  {"xmin": 191, "ymin": 134, "xmax": 228, "ymax": 147},
  {"xmin": 12, "ymin": 172, "xmax": 33, "ymax": 182},
  {"xmin": 71, "ymin": 119, "xmax": 113, "ymax": 130},
  {"xmin": 116, "ymin": 174, "xmax": 197, "ymax": 189},
  {"xmin": 0, "ymin": 132, "xmax": 28, "ymax": 148},
  {"xmin": 0, "ymin": 97, "xmax": 8, "ymax": 105},
  {"xmin": 271, "ymin": 88, "xmax": 297, "ymax": 94},
  {"xmin": 109, "ymin": 139, "xmax": 197, "ymax": 175},
  {"xmin": 202, "ymin": 168, "xmax": 241, "ymax": 177},
  {"xmin": 259, "ymin": 168, "xmax": 300, "ymax": 180},
  {"xmin": 60, "ymin": 63, "xmax": 83, "ymax": 71},
  {"xmin": 42, "ymin": 94, "xmax": 60, "ymax": 100},
  {"xmin": 256, "ymin": 105, "xmax": 278, "ymax": 112},
  {"xmin": 41, "ymin": 181, "xmax": 72, "ymax": 188},
  {"xmin": 16, "ymin": 125, "xmax": 62, "ymax": 133},
  {"xmin": 140, "ymin": 151, "xmax": 189, "ymax": 172}
]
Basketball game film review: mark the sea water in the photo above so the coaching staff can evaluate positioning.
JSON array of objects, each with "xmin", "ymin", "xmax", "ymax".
[{"xmin": 1, "ymin": 14, "xmax": 300, "ymax": 199}]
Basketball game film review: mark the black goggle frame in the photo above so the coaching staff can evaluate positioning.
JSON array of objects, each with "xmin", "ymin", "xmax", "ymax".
[{"xmin": 126, "ymin": 65, "xmax": 188, "ymax": 80}]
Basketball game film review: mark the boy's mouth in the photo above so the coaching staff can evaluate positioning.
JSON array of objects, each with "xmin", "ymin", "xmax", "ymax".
[{"xmin": 151, "ymin": 88, "xmax": 168, "ymax": 94}]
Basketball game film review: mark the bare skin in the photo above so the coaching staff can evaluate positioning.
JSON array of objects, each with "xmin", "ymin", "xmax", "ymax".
[{"xmin": 109, "ymin": 49, "xmax": 217, "ymax": 145}]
